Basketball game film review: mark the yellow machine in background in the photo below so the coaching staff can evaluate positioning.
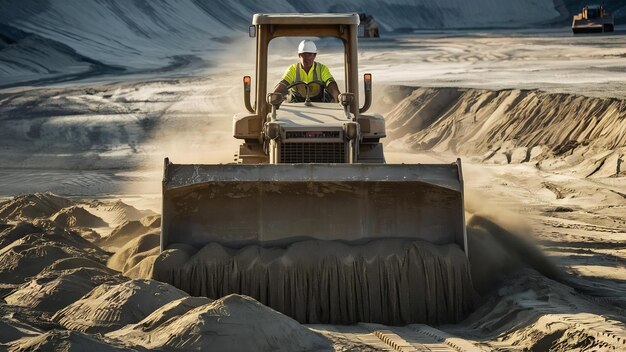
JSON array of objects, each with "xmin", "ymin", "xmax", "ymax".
[{"xmin": 572, "ymin": 4, "xmax": 614, "ymax": 33}]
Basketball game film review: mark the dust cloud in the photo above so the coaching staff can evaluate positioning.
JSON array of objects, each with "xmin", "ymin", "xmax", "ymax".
[{"xmin": 118, "ymin": 38, "xmax": 257, "ymax": 197}]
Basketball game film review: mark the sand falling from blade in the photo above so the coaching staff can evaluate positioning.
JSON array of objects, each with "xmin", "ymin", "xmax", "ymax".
[{"xmin": 154, "ymin": 238, "xmax": 475, "ymax": 325}]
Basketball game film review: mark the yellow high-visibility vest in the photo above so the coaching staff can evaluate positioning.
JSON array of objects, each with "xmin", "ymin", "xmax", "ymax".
[{"xmin": 281, "ymin": 62, "xmax": 335, "ymax": 97}]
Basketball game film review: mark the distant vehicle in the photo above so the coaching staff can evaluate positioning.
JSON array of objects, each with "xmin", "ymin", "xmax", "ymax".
[
  {"xmin": 359, "ymin": 13, "xmax": 380, "ymax": 37},
  {"xmin": 572, "ymin": 4, "xmax": 614, "ymax": 33}
]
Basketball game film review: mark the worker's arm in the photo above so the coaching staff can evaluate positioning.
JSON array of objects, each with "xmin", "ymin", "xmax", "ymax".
[
  {"xmin": 319, "ymin": 64, "xmax": 340, "ymax": 102},
  {"xmin": 273, "ymin": 80, "xmax": 289, "ymax": 97},
  {"xmin": 273, "ymin": 65, "xmax": 296, "ymax": 100},
  {"xmin": 326, "ymin": 81, "xmax": 340, "ymax": 103}
]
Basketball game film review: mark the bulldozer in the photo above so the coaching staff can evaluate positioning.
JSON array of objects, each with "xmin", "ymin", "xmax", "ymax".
[
  {"xmin": 572, "ymin": 4, "xmax": 614, "ymax": 33},
  {"xmin": 157, "ymin": 13, "xmax": 472, "ymax": 325}
]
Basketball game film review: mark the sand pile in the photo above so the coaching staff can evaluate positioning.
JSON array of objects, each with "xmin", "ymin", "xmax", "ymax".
[
  {"xmin": 99, "ymin": 216, "xmax": 160, "ymax": 249},
  {"xmin": 52, "ymin": 279, "xmax": 188, "ymax": 334},
  {"xmin": 0, "ymin": 219, "xmax": 107, "ymax": 256},
  {"xmin": 49, "ymin": 206, "xmax": 107, "ymax": 228},
  {"xmin": 47, "ymin": 257, "xmax": 117, "ymax": 273},
  {"xmin": 107, "ymin": 296, "xmax": 213, "ymax": 334},
  {"xmin": 385, "ymin": 87, "xmax": 626, "ymax": 175},
  {"xmin": 451, "ymin": 269, "xmax": 626, "ymax": 351},
  {"xmin": 0, "ymin": 220, "xmax": 110, "ymax": 296},
  {"xmin": 4, "ymin": 267, "xmax": 125, "ymax": 313},
  {"xmin": 107, "ymin": 232, "xmax": 159, "ymax": 278},
  {"xmin": 0, "ymin": 238, "xmax": 106, "ymax": 285},
  {"xmin": 8, "ymin": 330, "xmax": 136, "ymax": 352},
  {"xmin": 0, "ymin": 193, "xmax": 74, "ymax": 221},
  {"xmin": 0, "ymin": 222, "xmax": 44, "ymax": 249},
  {"xmin": 84, "ymin": 199, "xmax": 155, "ymax": 228},
  {"xmin": 108, "ymin": 294, "xmax": 332, "ymax": 351},
  {"xmin": 0, "ymin": 316, "xmax": 41, "ymax": 344},
  {"xmin": 155, "ymin": 239, "xmax": 475, "ymax": 325}
]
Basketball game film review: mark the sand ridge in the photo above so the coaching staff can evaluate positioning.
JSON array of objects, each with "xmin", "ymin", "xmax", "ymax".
[
  {"xmin": 385, "ymin": 87, "xmax": 626, "ymax": 176},
  {"xmin": 107, "ymin": 294, "xmax": 332, "ymax": 351},
  {"xmin": 0, "ymin": 193, "xmax": 74, "ymax": 221},
  {"xmin": 52, "ymin": 279, "xmax": 188, "ymax": 334},
  {"xmin": 99, "ymin": 216, "xmax": 160, "ymax": 249},
  {"xmin": 4, "ymin": 267, "xmax": 125, "ymax": 313},
  {"xmin": 0, "ymin": 222, "xmax": 109, "ymax": 285},
  {"xmin": 107, "ymin": 232, "xmax": 160, "ymax": 278},
  {"xmin": 50, "ymin": 205, "xmax": 108, "ymax": 228}
]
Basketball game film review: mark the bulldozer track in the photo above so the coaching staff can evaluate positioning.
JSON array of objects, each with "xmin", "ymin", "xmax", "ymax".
[
  {"xmin": 309, "ymin": 323, "xmax": 487, "ymax": 351},
  {"xmin": 512, "ymin": 295, "xmax": 626, "ymax": 348},
  {"xmin": 553, "ymin": 314, "xmax": 626, "ymax": 348},
  {"xmin": 359, "ymin": 323, "xmax": 488, "ymax": 352}
]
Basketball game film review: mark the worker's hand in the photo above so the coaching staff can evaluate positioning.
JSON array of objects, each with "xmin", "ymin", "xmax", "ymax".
[
  {"xmin": 267, "ymin": 92, "xmax": 285, "ymax": 110},
  {"xmin": 276, "ymin": 94, "xmax": 287, "ymax": 110}
]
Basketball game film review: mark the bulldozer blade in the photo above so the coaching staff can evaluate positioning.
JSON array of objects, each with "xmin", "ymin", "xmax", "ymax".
[{"xmin": 161, "ymin": 159, "xmax": 467, "ymax": 252}]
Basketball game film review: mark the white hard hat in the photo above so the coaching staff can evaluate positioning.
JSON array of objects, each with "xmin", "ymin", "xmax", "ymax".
[{"xmin": 298, "ymin": 40, "xmax": 317, "ymax": 54}]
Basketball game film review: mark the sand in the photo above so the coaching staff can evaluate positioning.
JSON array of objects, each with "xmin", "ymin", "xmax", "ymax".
[
  {"xmin": 0, "ymin": 222, "xmax": 109, "ymax": 285},
  {"xmin": 0, "ymin": 317, "xmax": 40, "ymax": 344},
  {"xmin": 8, "ymin": 330, "xmax": 138, "ymax": 352},
  {"xmin": 52, "ymin": 279, "xmax": 188, "ymax": 334},
  {"xmin": 4, "ymin": 267, "xmax": 125, "ymax": 313},
  {"xmin": 107, "ymin": 232, "xmax": 160, "ymax": 278},
  {"xmin": 155, "ymin": 239, "xmax": 475, "ymax": 325},
  {"xmin": 385, "ymin": 87, "xmax": 626, "ymax": 177},
  {"xmin": 50, "ymin": 206, "xmax": 108, "ymax": 228},
  {"xmin": 0, "ymin": 193, "xmax": 74, "ymax": 221},
  {"xmin": 0, "ymin": 6, "xmax": 625, "ymax": 350},
  {"xmin": 84, "ymin": 200, "xmax": 156, "ymax": 230},
  {"xmin": 99, "ymin": 216, "xmax": 160, "ymax": 249},
  {"xmin": 0, "ymin": 173, "xmax": 622, "ymax": 350},
  {"xmin": 107, "ymin": 294, "xmax": 332, "ymax": 351}
]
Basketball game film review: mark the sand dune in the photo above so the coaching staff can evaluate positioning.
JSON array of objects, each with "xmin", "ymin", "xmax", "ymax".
[
  {"xmin": 107, "ymin": 232, "xmax": 160, "ymax": 278},
  {"xmin": 0, "ymin": 193, "xmax": 74, "ymax": 221},
  {"xmin": 100, "ymin": 216, "xmax": 160, "ymax": 249},
  {"xmin": 84, "ymin": 200, "xmax": 155, "ymax": 229},
  {"xmin": 0, "ymin": 223, "xmax": 109, "ymax": 285},
  {"xmin": 8, "ymin": 330, "xmax": 138, "ymax": 352},
  {"xmin": 50, "ymin": 206, "xmax": 107, "ymax": 229},
  {"xmin": 47, "ymin": 257, "xmax": 118, "ymax": 274},
  {"xmin": 0, "ymin": 317, "xmax": 40, "ymax": 344},
  {"xmin": 0, "ymin": 195, "xmax": 158, "ymax": 243},
  {"xmin": 4, "ymin": 267, "xmax": 125, "ymax": 313},
  {"xmin": 447, "ymin": 269, "xmax": 626, "ymax": 351},
  {"xmin": 105, "ymin": 296, "xmax": 212, "ymax": 342},
  {"xmin": 108, "ymin": 294, "xmax": 332, "ymax": 352},
  {"xmin": 386, "ymin": 87, "xmax": 626, "ymax": 175},
  {"xmin": 52, "ymin": 279, "xmax": 188, "ymax": 334}
]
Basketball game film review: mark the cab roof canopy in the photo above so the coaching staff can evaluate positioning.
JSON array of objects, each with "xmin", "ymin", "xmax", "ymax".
[
  {"xmin": 252, "ymin": 13, "xmax": 360, "ymax": 26},
  {"xmin": 249, "ymin": 13, "xmax": 362, "ymax": 117}
]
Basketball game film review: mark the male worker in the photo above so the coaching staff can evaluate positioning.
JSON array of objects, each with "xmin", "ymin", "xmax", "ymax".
[{"xmin": 273, "ymin": 40, "xmax": 341, "ymax": 103}]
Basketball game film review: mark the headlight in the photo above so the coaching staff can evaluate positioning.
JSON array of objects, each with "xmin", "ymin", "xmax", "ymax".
[
  {"xmin": 344, "ymin": 122, "xmax": 359, "ymax": 140},
  {"xmin": 265, "ymin": 122, "xmax": 281, "ymax": 140}
]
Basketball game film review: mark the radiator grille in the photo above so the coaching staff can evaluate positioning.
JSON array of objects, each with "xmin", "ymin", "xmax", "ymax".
[
  {"xmin": 286, "ymin": 131, "xmax": 341, "ymax": 139},
  {"xmin": 280, "ymin": 143, "xmax": 346, "ymax": 163}
]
